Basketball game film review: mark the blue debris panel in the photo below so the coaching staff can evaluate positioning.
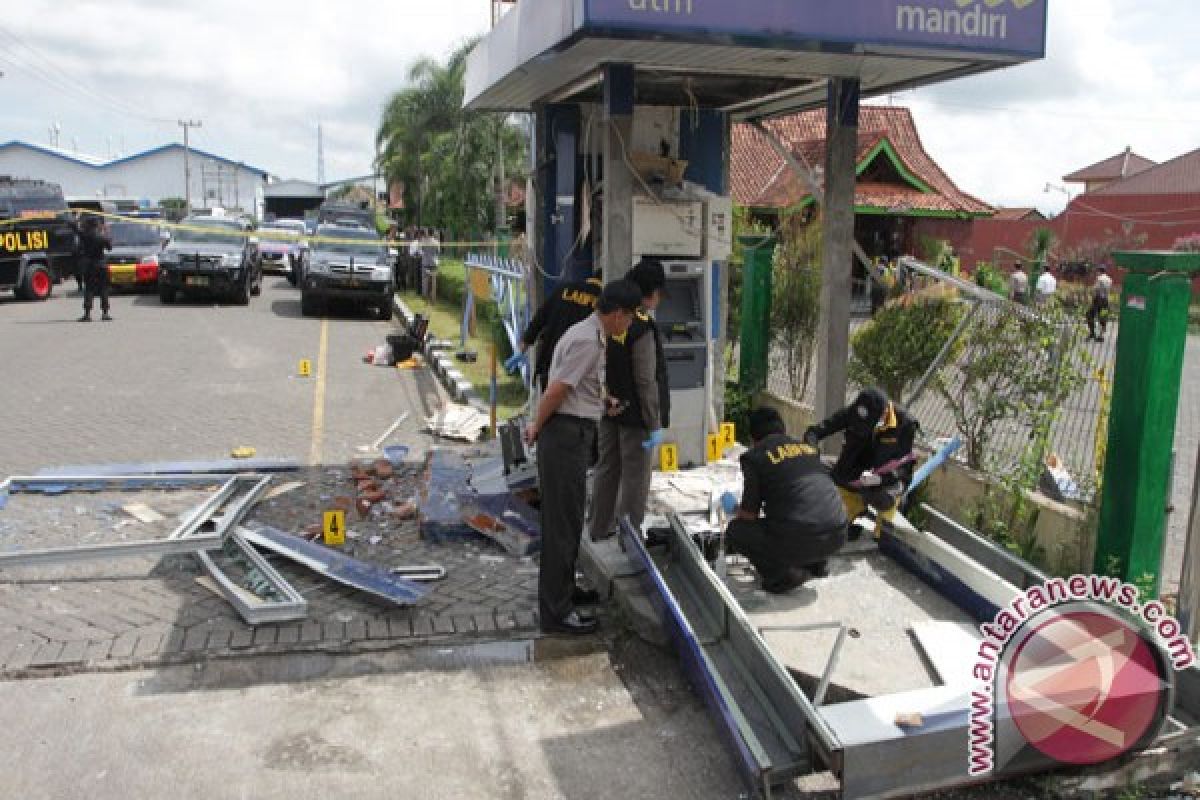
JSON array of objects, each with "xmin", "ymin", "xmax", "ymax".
[
  {"xmin": 241, "ymin": 525, "xmax": 427, "ymax": 606},
  {"xmin": 419, "ymin": 449, "xmax": 540, "ymax": 557}
]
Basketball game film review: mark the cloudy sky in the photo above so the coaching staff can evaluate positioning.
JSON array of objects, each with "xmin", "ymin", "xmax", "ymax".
[{"xmin": 0, "ymin": 1, "xmax": 1196, "ymax": 215}]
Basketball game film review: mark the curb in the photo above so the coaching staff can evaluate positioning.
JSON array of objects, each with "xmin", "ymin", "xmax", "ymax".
[{"xmin": 394, "ymin": 294, "xmax": 489, "ymax": 414}]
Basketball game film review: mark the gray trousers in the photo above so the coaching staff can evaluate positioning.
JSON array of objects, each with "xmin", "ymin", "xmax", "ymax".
[
  {"xmin": 537, "ymin": 414, "xmax": 596, "ymax": 623},
  {"xmin": 587, "ymin": 417, "xmax": 654, "ymax": 541}
]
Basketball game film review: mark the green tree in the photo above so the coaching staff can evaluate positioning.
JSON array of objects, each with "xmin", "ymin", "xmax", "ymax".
[
  {"xmin": 849, "ymin": 295, "xmax": 965, "ymax": 401},
  {"xmin": 771, "ymin": 212, "xmax": 822, "ymax": 397},
  {"xmin": 375, "ymin": 40, "xmax": 526, "ymax": 240}
]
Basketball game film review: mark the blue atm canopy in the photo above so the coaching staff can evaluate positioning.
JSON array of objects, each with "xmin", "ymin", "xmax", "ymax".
[{"xmin": 465, "ymin": 0, "xmax": 1047, "ymax": 118}]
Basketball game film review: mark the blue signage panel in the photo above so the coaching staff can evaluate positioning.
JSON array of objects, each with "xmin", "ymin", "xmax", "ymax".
[{"xmin": 584, "ymin": 0, "xmax": 1046, "ymax": 59}]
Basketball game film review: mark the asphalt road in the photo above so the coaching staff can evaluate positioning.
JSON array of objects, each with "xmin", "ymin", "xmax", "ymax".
[{"xmin": 0, "ymin": 277, "xmax": 437, "ymax": 473}]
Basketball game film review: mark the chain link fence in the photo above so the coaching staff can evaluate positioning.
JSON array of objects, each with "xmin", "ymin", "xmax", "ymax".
[{"xmin": 767, "ymin": 258, "xmax": 1116, "ymax": 504}]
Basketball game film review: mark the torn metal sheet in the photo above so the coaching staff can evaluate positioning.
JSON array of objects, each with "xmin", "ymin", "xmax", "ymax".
[
  {"xmin": 0, "ymin": 476, "xmax": 240, "ymax": 569},
  {"xmin": 241, "ymin": 525, "xmax": 427, "ymax": 606}
]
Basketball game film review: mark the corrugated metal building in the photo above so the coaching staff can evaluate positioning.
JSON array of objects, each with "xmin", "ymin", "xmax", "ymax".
[{"xmin": 0, "ymin": 141, "xmax": 269, "ymax": 215}]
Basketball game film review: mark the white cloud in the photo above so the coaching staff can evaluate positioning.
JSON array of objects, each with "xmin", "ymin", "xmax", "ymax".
[
  {"xmin": 902, "ymin": 0, "xmax": 1200, "ymax": 212},
  {"xmin": 0, "ymin": 0, "xmax": 492, "ymax": 180}
]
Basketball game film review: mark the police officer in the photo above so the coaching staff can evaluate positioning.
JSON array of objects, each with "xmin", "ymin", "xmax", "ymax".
[
  {"xmin": 506, "ymin": 261, "xmax": 602, "ymax": 389},
  {"xmin": 587, "ymin": 258, "xmax": 670, "ymax": 542},
  {"xmin": 720, "ymin": 407, "xmax": 848, "ymax": 594},
  {"xmin": 70, "ymin": 214, "xmax": 113, "ymax": 322},
  {"xmin": 525, "ymin": 280, "xmax": 642, "ymax": 634},
  {"xmin": 805, "ymin": 387, "xmax": 918, "ymax": 539}
]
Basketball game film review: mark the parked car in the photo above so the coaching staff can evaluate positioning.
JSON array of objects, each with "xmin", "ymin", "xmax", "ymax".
[
  {"xmin": 257, "ymin": 218, "xmax": 309, "ymax": 284},
  {"xmin": 105, "ymin": 218, "xmax": 164, "ymax": 291},
  {"xmin": 301, "ymin": 224, "xmax": 393, "ymax": 319},
  {"xmin": 157, "ymin": 216, "xmax": 261, "ymax": 305}
]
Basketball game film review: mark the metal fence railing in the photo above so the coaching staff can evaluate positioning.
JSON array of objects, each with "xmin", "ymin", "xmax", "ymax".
[{"xmin": 766, "ymin": 257, "xmax": 1117, "ymax": 504}]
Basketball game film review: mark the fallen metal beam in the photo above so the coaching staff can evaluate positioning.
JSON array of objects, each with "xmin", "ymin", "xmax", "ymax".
[
  {"xmin": 35, "ymin": 459, "xmax": 301, "ymax": 477},
  {"xmin": 241, "ymin": 525, "xmax": 427, "ymax": 605},
  {"xmin": 621, "ymin": 514, "xmax": 838, "ymax": 798}
]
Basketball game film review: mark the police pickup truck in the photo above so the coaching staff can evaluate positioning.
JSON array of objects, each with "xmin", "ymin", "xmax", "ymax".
[
  {"xmin": 0, "ymin": 178, "xmax": 77, "ymax": 301},
  {"xmin": 300, "ymin": 224, "xmax": 393, "ymax": 319}
]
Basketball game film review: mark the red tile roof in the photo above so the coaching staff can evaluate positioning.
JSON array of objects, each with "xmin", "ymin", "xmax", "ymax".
[
  {"xmin": 1063, "ymin": 148, "xmax": 1157, "ymax": 184},
  {"xmin": 992, "ymin": 207, "xmax": 1046, "ymax": 221},
  {"xmin": 732, "ymin": 106, "xmax": 992, "ymax": 216},
  {"xmin": 1091, "ymin": 146, "xmax": 1200, "ymax": 196}
]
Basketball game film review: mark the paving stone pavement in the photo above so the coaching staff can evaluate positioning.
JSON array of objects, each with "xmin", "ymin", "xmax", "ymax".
[{"xmin": 0, "ymin": 282, "xmax": 541, "ymax": 676}]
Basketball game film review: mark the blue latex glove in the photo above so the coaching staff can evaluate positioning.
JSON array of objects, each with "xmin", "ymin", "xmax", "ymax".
[
  {"xmin": 641, "ymin": 428, "xmax": 667, "ymax": 450},
  {"xmin": 503, "ymin": 351, "xmax": 528, "ymax": 375},
  {"xmin": 719, "ymin": 491, "xmax": 739, "ymax": 515}
]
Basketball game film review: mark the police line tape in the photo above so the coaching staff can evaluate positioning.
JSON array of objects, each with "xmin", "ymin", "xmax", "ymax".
[{"xmin": 0, "ymin": 208, "xmax": 508, "ymax": 249}]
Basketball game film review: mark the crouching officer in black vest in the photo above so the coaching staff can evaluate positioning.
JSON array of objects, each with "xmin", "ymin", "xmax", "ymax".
[
  {"xmin": 805, "ymin": 387, "xmax": 918, "ymax": 539},
  {"xmin": 720, "ymin": 408, "xmax": 848, "ymax": 594},
  {"xmin": 506, "ymin": 259, "xmax": 603, "ymax": 390},
  {"xmin": 587, "ymin": 258, "xmax": 670, "ymax": 541}
]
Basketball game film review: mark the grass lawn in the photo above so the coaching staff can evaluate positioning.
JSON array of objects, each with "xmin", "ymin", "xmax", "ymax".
[{"xmin": 402, "ymin": 290, "xmax": 530, "ymax": 422}]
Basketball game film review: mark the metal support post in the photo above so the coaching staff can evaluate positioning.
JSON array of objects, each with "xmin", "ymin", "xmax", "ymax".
[
  {"xmin": 905, "ymin": 300, "xmax": 981, "ymax": 408},
  {"xmin": 815, "ymin": 78, "xmax": 859, "ymax": 423},
  {"xmin": 1094, "ymin": 251, "xmax": 1200, "ymax": 592},
  {"xmin": 601, "ymin": 64, "xmax": 635, "ymax": 284},
  {"xmin": 1177, "ymin": 446, "xmax": 1200, "ymax": 644},
  {"xmin": 738, "ymin": 234, "xmax": 775, "ymax": 393}
]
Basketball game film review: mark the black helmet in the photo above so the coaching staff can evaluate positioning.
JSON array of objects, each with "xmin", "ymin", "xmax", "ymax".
[{"xmin": 849, "ymin": 387, "xmax": 889, "ymax": 434}]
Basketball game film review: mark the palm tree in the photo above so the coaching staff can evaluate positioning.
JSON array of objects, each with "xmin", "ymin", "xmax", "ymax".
[{"xmin": 376, "ymin": 40, "xmax": 526, "ymax": 239}]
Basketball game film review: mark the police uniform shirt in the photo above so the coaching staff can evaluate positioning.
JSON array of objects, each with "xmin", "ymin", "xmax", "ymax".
[
  {"xmin": 740, "ymin": 433, "xmax": 847, "ymax": 533},
  {"xmin": 547, "ymin": 313, "xmax": 607, "ymax": 421}
]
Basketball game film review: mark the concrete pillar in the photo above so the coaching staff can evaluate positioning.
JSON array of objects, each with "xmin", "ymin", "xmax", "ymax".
[
  {"xmin": 816, "ymin": 78, "xmax": 860, "ymax": 424},
  {"xmin": 601, "ymin": 64, "xmax": 635, "ymax": 284}
]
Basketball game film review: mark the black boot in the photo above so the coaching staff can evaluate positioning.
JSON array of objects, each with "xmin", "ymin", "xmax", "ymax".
[
  {"xmin": 78, "ymin": 313, "xmax": 91, "ymax": 322},
  {"xmin": 101, "ymin": 312, "xmax": 113, "ymax": 321}
]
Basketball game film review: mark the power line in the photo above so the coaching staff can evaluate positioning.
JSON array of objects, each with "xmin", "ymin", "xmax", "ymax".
[{"xmin": 0, "ymin": 24, "xmax": 174, "ymax": 124}]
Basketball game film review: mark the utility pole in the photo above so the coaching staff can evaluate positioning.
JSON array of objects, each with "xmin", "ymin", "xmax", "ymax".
[{"xmin": 179, "ymin": 119, "xmax": 202, "ymax": 215}]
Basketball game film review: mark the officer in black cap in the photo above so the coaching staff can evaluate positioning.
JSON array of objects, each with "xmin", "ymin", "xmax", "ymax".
[
  {"xmin": 805, "ymin": 387, "xmax": 919, "ymax": 539},
  {"xmin": 720, "ymin": 407, "xmax": 848, "ymax": 594},
  {"xmin": 506, "ymin": 258, "xmax": 602, "ymax": 390},
  {"xmin": 69, "ymin": 214, "xmax": 113, "ymax": 322},
  {"xmin": 587, "ymin": 257, "xmax": 670, "ymax": 541}
]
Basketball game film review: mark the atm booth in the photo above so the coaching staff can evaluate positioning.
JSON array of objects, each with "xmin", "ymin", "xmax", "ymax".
[{"xmin": 459, "ymin": 5, "xmax": 1183, "ymax": 799}]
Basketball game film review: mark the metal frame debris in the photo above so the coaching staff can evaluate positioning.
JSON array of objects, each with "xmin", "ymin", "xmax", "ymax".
[{"xmin": 0, "ymin": 475, "xmax": 241, "ymax": 569}]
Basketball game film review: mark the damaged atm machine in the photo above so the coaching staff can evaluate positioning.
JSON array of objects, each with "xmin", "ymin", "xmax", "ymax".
[{"xmin": 465, "ymin": 2, "xmax": 1200, "ymax": 798}]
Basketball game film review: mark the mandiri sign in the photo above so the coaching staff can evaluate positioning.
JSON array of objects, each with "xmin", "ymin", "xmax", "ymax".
[{"xmin": 584, "ymin": 0, "xmax": 1047, "ymax": 60}]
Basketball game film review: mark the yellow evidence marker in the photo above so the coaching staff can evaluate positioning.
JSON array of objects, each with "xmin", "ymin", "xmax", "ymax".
[
  {"xmin": 659, "ymin": 443, "xmax": 679, "ymax": 472},
  {"xmin": 706, "ymin": 434, "xmax": 723, "ymax": 463},
  {"xmin": 231, "ymin": 447, "xmax": 256, "ymax": 459},
  {"xmin": 299, "ymin": 359, "xmax": 312, "ymax": 377},
  {"xmin": 323, "ymin": 510, "xmax": 346, "ymax": 546},
  {"xmin": 720, "ymin": 422, "xmax": 736, "ymax": 450}
]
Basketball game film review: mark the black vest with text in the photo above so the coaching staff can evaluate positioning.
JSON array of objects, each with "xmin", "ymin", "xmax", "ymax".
[{"xmin": 605, "ymin": 311, "xmax": 670, "ymax": 430}]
